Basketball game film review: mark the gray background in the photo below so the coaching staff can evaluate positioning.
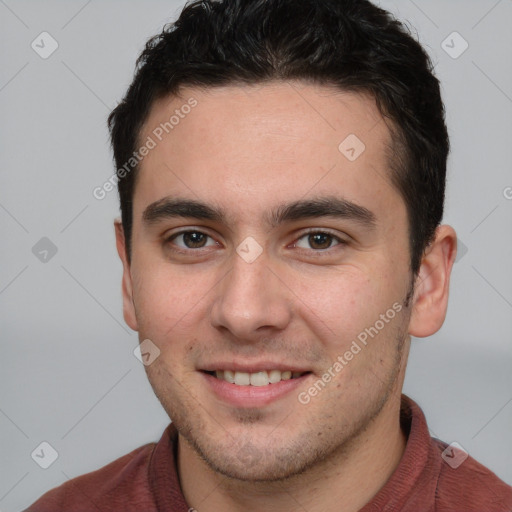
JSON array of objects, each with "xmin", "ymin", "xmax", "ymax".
[{"xmin": 1, "ymin": 0, "xmax": 511, "ymax": 510}]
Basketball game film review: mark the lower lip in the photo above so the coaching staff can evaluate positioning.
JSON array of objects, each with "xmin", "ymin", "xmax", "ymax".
[{"xmin": 202, "ymin": 372, "xmax": 311, "ymax": 408}]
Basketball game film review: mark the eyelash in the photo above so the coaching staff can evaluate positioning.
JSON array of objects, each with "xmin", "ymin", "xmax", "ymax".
[
  {"xmin": 165, "ymin": 229, "xmax": 346, "ymax": 255},
  {"xmin": 292, "ymin": 229, "xmax": 346, "ymax": 252},
  {"xmin": 165, "ymin": 230, "xmax": 218, "ymax": 253}
]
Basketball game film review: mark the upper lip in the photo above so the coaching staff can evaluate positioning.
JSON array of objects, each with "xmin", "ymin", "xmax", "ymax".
[{"xmin": 199, "ymin": 361, "xmax": 310, "ymax": 373}]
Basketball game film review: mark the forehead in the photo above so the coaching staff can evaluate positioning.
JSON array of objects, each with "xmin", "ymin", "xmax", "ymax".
[{"xmin": 134, "ymin": 81, "xmax": 401, "ymax": 227}]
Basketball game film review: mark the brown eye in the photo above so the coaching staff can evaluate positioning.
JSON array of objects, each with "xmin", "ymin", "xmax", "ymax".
[
  {"xmin": 295, "ymin": 231, "xmax": 342, "ymax": 251},
  {"xmin": 183, "ymin": 232, "xmax": 207, "ymax": 248},
  {"xmin": 168, "ymin": 231, "xmax": 215, "ymax": 249},
  {"xmin": 308, "ymin": 233, "xmax": 333, "ymax": 250}
]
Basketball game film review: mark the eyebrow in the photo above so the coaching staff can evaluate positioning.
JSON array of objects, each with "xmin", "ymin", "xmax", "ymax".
[
  {"xmin": 142, "ymin": 195, "xmax": 376, "ymax": 229},
  {"xmin": 143, "ymin": 197, "xmax": 223, "ymax": 224},
  {"xmin": 266, "ymin": 196, "xmax": 376, "ymax": 229}
]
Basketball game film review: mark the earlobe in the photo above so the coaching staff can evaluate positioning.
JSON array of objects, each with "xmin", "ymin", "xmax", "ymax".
[
  {"xmin": 408, "ymin": 224, "xmax": 457, "ymax": 338},
  {"xmin": 114, "ymin": 219, "xmax": 139, "ymax": 332}
]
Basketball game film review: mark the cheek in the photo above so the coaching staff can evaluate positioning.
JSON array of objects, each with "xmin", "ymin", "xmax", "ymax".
[
  {"xmin": 293, "ymin": 268, "xmax": 372, "ymax": 324},
  {"xmin": 293, "ymin": 265, "xmax": 403, "ymax": 352},
  {"xmin": 131, "ymin": 263, "xmax": 209, "ymax": 340}
]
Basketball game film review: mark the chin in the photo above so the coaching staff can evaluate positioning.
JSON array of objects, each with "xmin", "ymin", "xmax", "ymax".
[
  {"xmin": 200, "ymin": 450, "xmax": 311, "ymax": 482},
  {"xmin": 184, "ymin": 427, "xmax": 332, "ymax": 483}
]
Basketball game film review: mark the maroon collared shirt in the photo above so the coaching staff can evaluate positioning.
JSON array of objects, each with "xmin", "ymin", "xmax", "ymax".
[{"xmin": 26, "ymin": 395, "xmax": 512, "ymax": 511}]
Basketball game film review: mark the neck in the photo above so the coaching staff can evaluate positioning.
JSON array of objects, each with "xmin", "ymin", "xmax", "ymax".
[{"xmin": 177, "ymin": 394, "xmax": 406, "ymax": 512}]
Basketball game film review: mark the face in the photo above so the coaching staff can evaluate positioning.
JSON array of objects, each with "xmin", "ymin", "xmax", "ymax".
[{"xmin": 118, "ymin": 82, "xmax": 416, "ymax": 481}]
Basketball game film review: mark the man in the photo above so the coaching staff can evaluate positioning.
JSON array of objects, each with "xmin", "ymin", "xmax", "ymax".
[{"xmin": 27, "ymin": 0, "xmax": 512, "ymax": 510}]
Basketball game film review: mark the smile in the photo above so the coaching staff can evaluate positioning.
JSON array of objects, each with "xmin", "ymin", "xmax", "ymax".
[{"xmin": 205, "ymin": 370, "xmax": 309, "ymax": 386}]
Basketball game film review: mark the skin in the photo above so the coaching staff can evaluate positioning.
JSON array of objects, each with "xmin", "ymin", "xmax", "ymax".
[{"xmin": 115, "ymin": 81, "xmax": 457, "ymax": 512}]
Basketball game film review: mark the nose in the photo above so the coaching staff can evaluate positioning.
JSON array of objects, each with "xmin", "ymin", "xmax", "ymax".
[{"xmin": 210, "ymin": 248, "xmax": 292, "ymax": 341}]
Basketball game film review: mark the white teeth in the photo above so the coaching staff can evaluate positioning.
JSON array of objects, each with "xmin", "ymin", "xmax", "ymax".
[
  {"xmin": 213, "ymin": 369, "xmax": 304, "ymax": 385},
  {"xmin": 223, "ymin": 370, "xmax": 235, "ymax": 383},
  {"xmin": 234, "ymin": 371, "xmax": 251, "ymax": 386},
  {"xmin": 268, "ymin": 370, "xmax": 282, "ymax": 384},
  {"xmin": 250, "ymin": 371, "xmax": 269, "ymax": 386}
]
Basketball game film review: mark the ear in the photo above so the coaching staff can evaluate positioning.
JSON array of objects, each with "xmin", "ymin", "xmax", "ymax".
[
  {"xmin": 114, "ymin": 219, "xmax": 138, "ymax": 331},
  {"xmin": 408, "ymin": 224, "xmax": 457, "ymax": 338}
]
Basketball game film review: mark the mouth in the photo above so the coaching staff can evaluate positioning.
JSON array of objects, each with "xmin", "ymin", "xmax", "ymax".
[
  {"xmin": 201, "ymin": 369, "xmax": 312, "ymax": 408},
  {"xmin": 202, "ymin": 369, "xmax": 311, "ymax": 386}
]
